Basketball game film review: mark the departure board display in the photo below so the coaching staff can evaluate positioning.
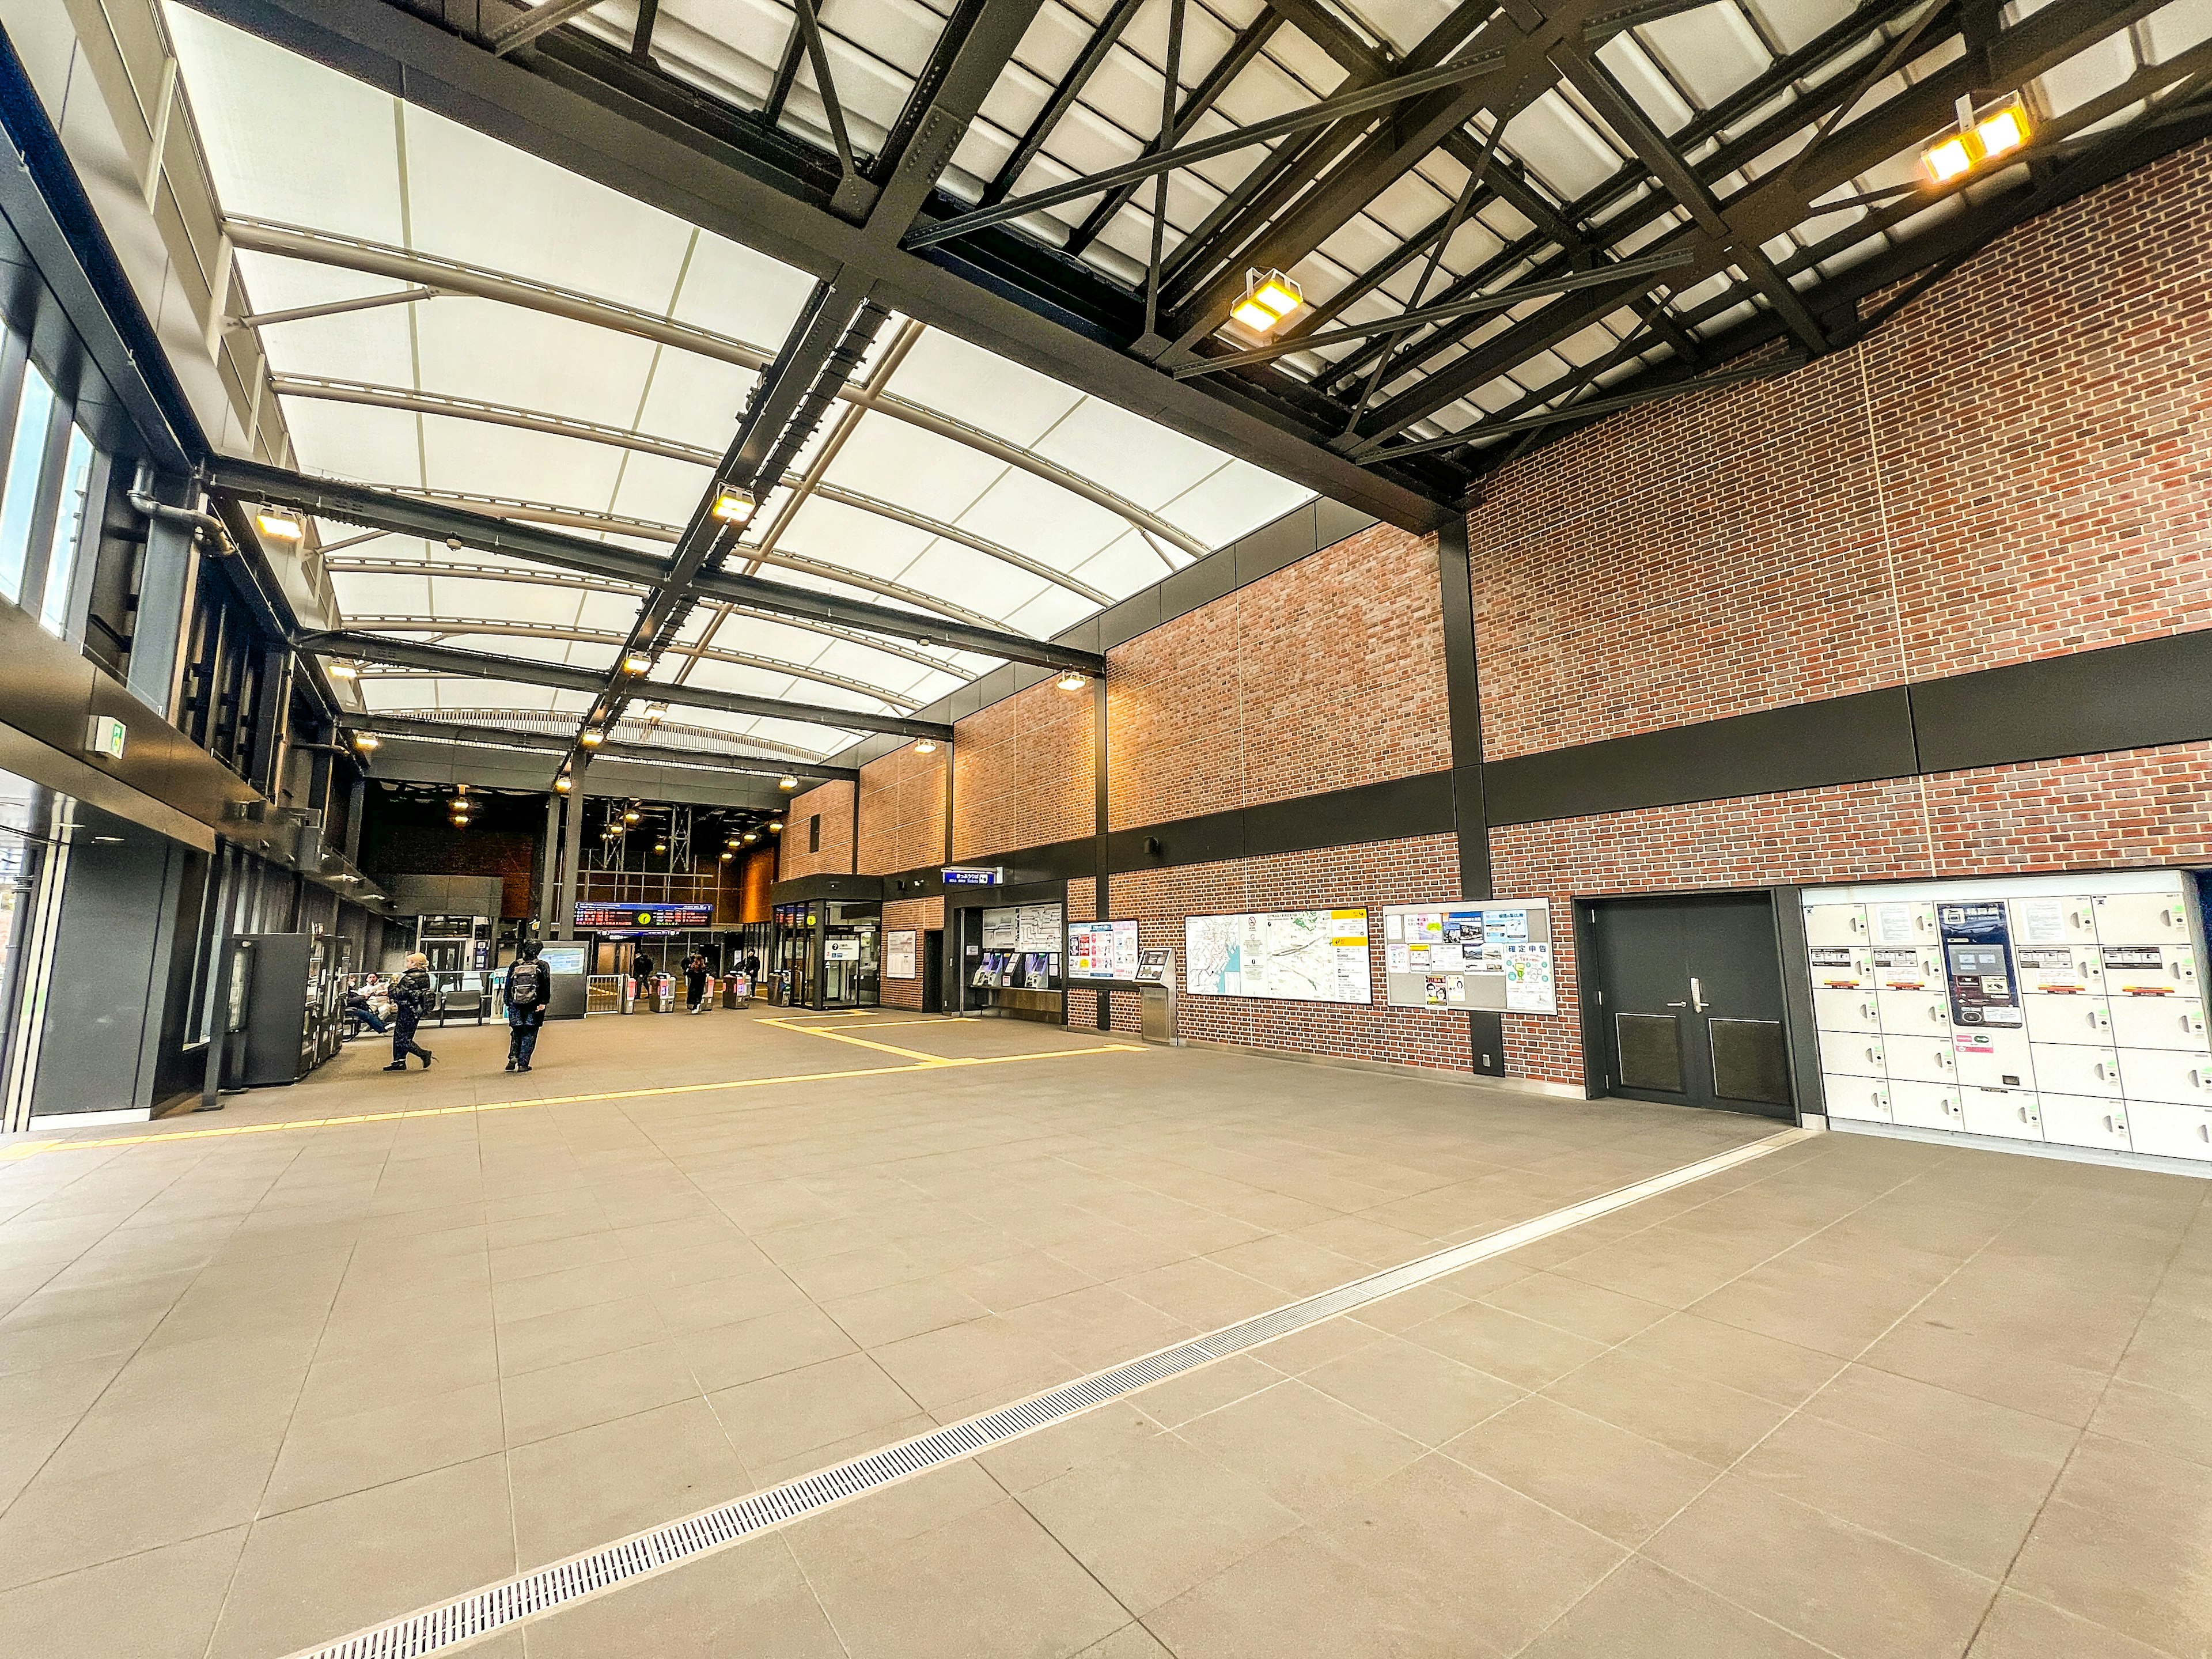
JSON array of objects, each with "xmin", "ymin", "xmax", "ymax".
[{"xmin": 574, "ymin": 903, "xmax": 713, "ymax": 930}]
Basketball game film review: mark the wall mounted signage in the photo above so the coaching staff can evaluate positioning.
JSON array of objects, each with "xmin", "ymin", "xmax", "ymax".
[
  {"xmin": 825, "ymin": 938, "xmax": 861, "ymax": 962},
  {"xmin": 1067, "ymin": 921, "xmax": 1141, "ymax": 982},
  {"xmin": 537, "ymin": 944, "xmax": 589, "ymax": 977},
  {"xmin": 575, "ymin": 903, "xmax": 713, "ymax": 930},
  {"xmin": 1185, "ymin": 909, "xmax": 1370, "ymax": 1003},
  {"xmin": 85, "ymin": 714, "xmax": 126, "ymax": 760},
  {"xmin": 941, "ymin": 866, "xmax": 1002, "ymax": 886},
  {"xmin": 1134, "ymin": 949, "xmax": 1172, "ymax": 985},
  {"xmin": 1380, "ymin": 901, "xmax": 1557, "ymax": 1014},
  {"xmin": 885, "ymin": 930, "xmax": 918, "ymax": 980}
]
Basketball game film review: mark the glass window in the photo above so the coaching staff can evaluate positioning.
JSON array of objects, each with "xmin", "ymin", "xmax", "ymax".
[
  {"xmin": 0, "ymin": 363, "xmax": 56, "ymax": 603},
  {"xmin": 40, "ymin": 425, "xmax": 94, "ymax": 635}
]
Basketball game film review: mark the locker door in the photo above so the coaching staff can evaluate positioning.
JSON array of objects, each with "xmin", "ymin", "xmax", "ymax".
[
  {"xmin": 1952, "ymin": 1028, "xmax": 2036, "ymax": 1090},
  {"xmin": 1883, "ymin": 1033, "xmax": 1955, "ymax": 1084},
  {"xmin": 2127, "ymin": 1100, "xmax": 2212, "ymax": 1161},
  {"xmin": 1805, "ymin": 904, "xmax": 1869, "ymax": 947},
  {"xmin": 1817, "ymin": 1029, "xmax": 1887, "ymax": 1078},
  {"xmin": 1889, "ymin": 1080, "xmax": 1963, "ymax": 1131},
  {"xmin": 1876, "ymin": 990, "xmax": 1949, "ymax": 1035},
  {"xmin": 1825, "ymin": 1077, "xmax": 1892, "ymax": 1123},
  {"xmin": 2116, "ymin": 1048, "xmax": 2212, "ymax": 1107},
  {"xmin": 2092, "ymin": 892, "xmax": 2194, "ymax": 941},
  {"xmin": 1865, "ymin": 900, "xmax": 1939, "ymax": 945},
  {"xmin": 1813, "ymin": 989, "xmax": 1880, "ymax": 1032},
  {"xmin": 2038, "ymin": 1094, "xmax": 2133, "ymax": 1153},
  {"xmin": 1960, "ymin": 1087, "xmax": 2043, "ymax": 1141},
  {"xmin": 2108, "ymin": 998, "xmax": 2210, "ymax": 1051},
  {"xmin": 2007, "ymin": 895, "xmax": 2100, "ymax": 944},
  {"xmin": 2028, "ymin": 1044, "xmax": 2122, "ymax": 1099},
  {"xmin": 2022, "ymin": 995, "xmax": 2112, "ymax": 1046}
]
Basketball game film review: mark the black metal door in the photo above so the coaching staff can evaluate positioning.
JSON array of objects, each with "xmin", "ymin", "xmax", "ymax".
[
  {"xmin": 1589, "ymin": 893, "xmax": 1794, "ymax": 1119},
  {"xmin": 922, "ymin": 930, "xmax": 944, "ymax": 1013}
]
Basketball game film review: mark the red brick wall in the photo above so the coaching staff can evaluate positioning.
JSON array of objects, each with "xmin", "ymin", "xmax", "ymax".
[
  {"xmin": 858, "ymin": 744, "xmax": 948, "ymax": 875},
  {"xmin": 951, "ymin": 679, "xmax": 1093, "ymax": 860},
  {"xmin": 880, "ymin": 895, "xmax": 944, "ymax": 1011},
  {"xmin": 1472, "ymin": 136, "xmax": 2212, "ymax": 761},
  {"xmin": 1107, "ymin": 521, "xmax": 1452, "ymax": 827},
  {"xmin": 1108, "ymin": 836, "xmax": 1474, "ymax": 1071},
  {"xmin": 781, "ymin": 781, "xmax": 855, "ymax": 878},
  {"xmin": 1491, "ymin": 742, "xmax": 2212, "ymax": 1086}
]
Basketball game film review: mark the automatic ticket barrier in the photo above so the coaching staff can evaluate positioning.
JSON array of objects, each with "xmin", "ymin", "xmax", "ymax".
[{"xmin": 1135, "ymin": 949, "xmax": 1179, "ymax": 1045}]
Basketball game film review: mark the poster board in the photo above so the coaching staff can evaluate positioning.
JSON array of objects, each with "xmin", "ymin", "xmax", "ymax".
[
  {"xmin": 1067, "ymin": 921, "xmax": 1140, "ymax": 982},
  {"xmin": 538, "ymin": 944, "xmax": 588, "ymax": 978},
  {"xmin": 885, "ymin": 930, "xmax": 918, "ymax": 980},
  {"xmin": 1184, "ymin": 909, "xmax": 1370, "ymax": 1003},
  {"xmin": 1381, "ymin": 900, "xmax": 1557, "ymax": 1014},
  {"xmin": 1017, "ymin": 904, "xmax": 1062, "ymax": 952}
]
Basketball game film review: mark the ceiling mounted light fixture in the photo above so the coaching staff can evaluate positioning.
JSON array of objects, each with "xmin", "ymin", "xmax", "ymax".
[
  {"xmin": 579, "ymin": 729, "xmax": 604, "ymax": 747},
  {"xmin": 352, "ymin": 732, "xmax": 379, "ymax": 751},
  {"xmin": 653, "ymin": 842, "xmax": 666, "ymax": 854},
  {"xmin": 643, "ymin": 702, "xmax": 668, "ymax": 724},
  {"xmin": 554, "ymin": 776, "xmax": 572, "ymax": 793},
  {"xmin": 711, "ymin": 486, "xmax": 757, "ymax": 525},
  {"xmin": 1230, "ymin": 268, "xmax": 1302, "ymax": 334},
  {"xmin": 255, "ymin": 510, "xmax": 304, "ymax": 541},
  {"xmin": 1923, "ymin": 93, "xmax": 2032, "ymax": 184},
  {"xmin": 719, "ymin": 851, "xmax": 733, "ymax": 862},
  {"xmin": 778, "ymin": 775, "xmax": 798, "ymax": 790},
  {"xmin": 623, "ymin": 653, "xmax": 654, "ymax": 674},
  {"xmin": 914, "ymin": 738, "xmax": 937, "ymax": 754},
  {"xmin": 744, "ymin": 832, "xmax": 758, "ymax": 843},
  {"xmin": 1056, "ymin": 671, "xmax": 1087, "ymax": 691},
  {"xmin": 623, "ymin": 809, "xmax": 640, "ymax": 824},
  {"xmin": 768, "ymin": 820, "xmax": 783, "ymax": 832},
  {"xmin": 326, "ymin": 661, "xmax": 358, "ymax": 680}
]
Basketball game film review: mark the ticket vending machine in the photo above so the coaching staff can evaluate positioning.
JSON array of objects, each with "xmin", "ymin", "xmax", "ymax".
[{"xmin": 1135, "ymin": 948, "xmax": 1178, "ymax": 1045}]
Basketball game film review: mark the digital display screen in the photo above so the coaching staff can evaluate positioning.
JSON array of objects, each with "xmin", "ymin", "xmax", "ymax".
[
  {"xmin": 538, "ymin": 944, "xmax": 589, "ymax": 976},
  {"xmin": 575, "ymin": 903, "xmax": 713, "ymax": 929}
]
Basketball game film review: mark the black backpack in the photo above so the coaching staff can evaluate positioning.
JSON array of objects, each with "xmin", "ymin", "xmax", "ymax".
[{"xmin": 508, "ymin": 960, "xmax": 547, "ymax": 1008}]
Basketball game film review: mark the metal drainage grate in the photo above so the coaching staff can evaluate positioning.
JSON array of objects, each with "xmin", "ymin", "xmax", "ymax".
[{"xmin": 291, "ymin": 1126, "xmax": 1808, "ymax": 1659}]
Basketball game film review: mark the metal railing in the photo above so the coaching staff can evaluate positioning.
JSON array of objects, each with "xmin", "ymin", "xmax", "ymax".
[{"xmin": 585, "ymin": 974, "xmax": 626, "ymax": 1014}]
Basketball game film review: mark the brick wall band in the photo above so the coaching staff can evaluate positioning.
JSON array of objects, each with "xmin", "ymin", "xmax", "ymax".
[
  {"xmin": 1472, "ymin": 136, "xmax": 2212, "ymax": 764},
  {"xmin": 780, "ymin": 781, "xmax": 855, "ymax": 879},
  {"xmin": 859, "ymin": 743, "xmax": 948, "ymax": 876},
  {"xmin": 879, "ymin": 895, "xmax": 944, "ymax": 1011},
  {"xmin": 952, "ymin": 679, "xmax": 1093, "ymax": 861},
  {"xmin": 1491, "ymin": 741, "xmax": 2212, "ymax": 1086}
]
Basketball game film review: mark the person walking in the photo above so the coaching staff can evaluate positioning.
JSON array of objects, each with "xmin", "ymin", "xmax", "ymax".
[
  {"xmin": 631, "ymin": 949, "xmax": 656, "ymax": 1002},
  {"xmin": 384, "ymin": 954, "xmax": 435, "ymax": 1071},
  {"xmin": 684, "ymin": 950, "xmax": 710, "ymax": 1014},
  {"xmin": 503, "ymin": 941, "xmax": 550, "ymax": 1071},
  {"xmin": 740, "ymin": 949, "xmax": 760, "ymax": 982}
]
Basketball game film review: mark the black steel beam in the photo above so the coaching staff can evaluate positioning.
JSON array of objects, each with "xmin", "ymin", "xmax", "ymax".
[
  {"xmin": 354, "ymin": 713, "xmax": 859, "ymax": 781},
  {"xmin": 210, "ymin": 459, "xmax": 1103, "ymax": 671},
  {"xmin": 982, "ymin": 0, "xmax": 1146, "ymax": 207},
  {"xmin": 179, "ymin": 0, "xmax": 1449, "ymax": 529},
  {"xmin": 304, "ymin": 632, "xmax": 957, "ymax": 741}
]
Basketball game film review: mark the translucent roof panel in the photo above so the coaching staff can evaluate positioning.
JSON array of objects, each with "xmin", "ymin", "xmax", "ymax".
[{"xmin": 161, "ymin": 2, "xmax": 1315, "ymax": 765}]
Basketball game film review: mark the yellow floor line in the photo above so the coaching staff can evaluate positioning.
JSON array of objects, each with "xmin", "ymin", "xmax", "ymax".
[
  {"xmin": 757, "ymin": 1015, "xmax": 956, "ymax": 1063},
  {"xmin": 0, "ymin": 1043, "xmax": 1144, "ymax": 1162}
]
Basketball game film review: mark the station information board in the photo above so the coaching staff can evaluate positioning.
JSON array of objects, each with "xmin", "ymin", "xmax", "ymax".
[
  {"xmin": 885, "ymin": 931, "xmax": 918, "ymax": 979},
  {"xmin": 1067, "ymin": 920, "xmax": 1140, "ymax": 982},
  {"xmin": 574, "ymin": 903, "xmax": 713, "ymax": 930},
  {"xmin": 1381, "ymin": 900, "xmax": 1557, "ymax": 1014},
  {"xmin": 1184, "ymin": 909, "xmax": 1370, "ymax": 1003}
]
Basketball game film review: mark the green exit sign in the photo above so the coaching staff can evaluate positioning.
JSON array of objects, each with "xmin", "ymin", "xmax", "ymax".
[{"xmin": 85, "ymin": 715, "xmax": 126, "ymax": 760}]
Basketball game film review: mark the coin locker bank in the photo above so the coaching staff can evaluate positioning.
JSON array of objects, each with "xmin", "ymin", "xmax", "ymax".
[{"xmin": 1806, "ymin": 870, "xmax": 2212, "ymax": 1169}]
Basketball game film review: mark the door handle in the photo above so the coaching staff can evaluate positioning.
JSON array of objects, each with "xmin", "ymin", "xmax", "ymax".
[
  {"xmin": 1665, "ymin": 1001, "xmax": 1687, "ymax": 1008},
  {"xmin": 1690, "ymin": 978, "xmax": 1707, "ymax": 1012}
]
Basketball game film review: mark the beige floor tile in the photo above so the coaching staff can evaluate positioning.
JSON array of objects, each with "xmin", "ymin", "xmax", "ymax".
[
  {"xmin": 2085, "ymin": 1376, "xmax": 2212, "ymax": 1468},
  {"xmin": 1802, "ymin": 1363, "xmax": 2081, "ymax": 1483},
  {"xmin": 1205, "ymin": 1234, "xmax": 1370, "ymax": 1297},
  {"xmin": 1313, "ymin": 1454, "xmax": 1627, "ymax": 1654},
  {"xmin": 1518, "ymin": 1556, "xmax": 1831, "ymax": 1658},
  {"xmin": 496, "ymin": 1294, "xmax": 669, "ymax": 1378},
  {"xmin": 820, "ymin": 1277, "xmax": 991, "ymax": 1347},
  {"xmin": 1177, "ymin": 1378, "xmax": 1425, "ymax": 1518},
  {"xmin": 937, "ymin": 1249, "xmax": 1099, "ymax": 1312},
  {"xmin": 804, "ymin": 1497, "xmax": 1129, "ymax": 1659},
  {"xmin": 708, "ymin": 1351, "xmax": 921, "ymax": 1471},
  {"xmin": 1302, "ymin": 1331, "xmax": 1523, "ymax": 1446},
  {"xmin": 207, "ymin": 1454, "xmax": 514, "ymax": 1659},
  {"xmin": 0, "ymin": 1527, "xmax": 244, "ymax": 1659},
  {"xmin": 1736, "ymin": 1411, "xmax": 2054, "ymax": 1577},
  {"xmin": 1543, "ymin": 1347, "xmax": 1792, "ymax": 1467},
  {"xmin": 1114, "ymin": 1257, "xmax": 1283, "ymax": 1330},
  {"xmin": 262, "ymin": 1380, "xmax": 506, "ymax": 1515},
  {"xmin": 1688, "ymin": 1249, "xmax": 1951, "ymax": 1359},
  {"xmin": 1127, "ymin": 1353, "xmax": 1282, "ymax": 1429},
  {"xmin": 1644, "ymin": 1475, "xmax": 1997, "ymax": 1659},
  {"xmin": 782, "ymin": 1458, "xmax": 1003, "ymax": 1570},
  {"xmin": 294, "ymin": 1327, "xmax": 500, "ymax": 1424},
  {"xmin": 500, "ymin": 1338, "xmax": 701, "ymax": 1447},
  {"xmin": 521, "ymin": 1536, "xmax": 842, "ymax": 1658},
  {"xmin": 1966, "ymin": 1590, "xmax": 2173, "ymax": 1658},
  {"xmin": 869, "ymin": 1315, "xmax": 1072, "ymax": 1412},
  {"xmin": 1859, "ymin": 1319, "xmax": 2113, "ymax": 1427},
  {"xmin": 509, "ymin": 1398, "xmax": 748, "ymax": 1568},
  {"xmin": 0, "ymin": 1425, "xmax": 283, "ymax": 1591},
  {"xmin": 1447, "ymin": 1393, "xmax": 1718, "ymax": 1545},
  {"xmin": 1072, "ymin": 1621, "xmax": 1173, "ymax": 1657},
  {"xmin": 1017, "ymin": 1432, "xmax": 1301, "ymax": 1613},
  {"xmin": 1615, "ymin": 1310, "xmax": 1847, "ymax": 1406},
  {"xmin": 1002, "ymin": 1285, "xmax": 1195, "ymax": 1371},
  {"xmin": 1400, "ymin": 1298, "xmax": 1608, "ymax": 1389},
  {"xmin": 678, "ymin": 1302, "xmax": 857, "ymax": 1393},
  {"xmin": 978, "ymin": 1402, "xmax": 1164, "ymax": 1494},
  {"xmin": 1479, "ymin": 1270, "xmax": 1670, "ymax": 1344}
]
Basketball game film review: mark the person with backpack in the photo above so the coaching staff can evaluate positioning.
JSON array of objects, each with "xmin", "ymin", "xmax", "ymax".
[
  {"xmin": 684, "ymin": 949, "xmax": 711, "ymax": 1014},
  {"xmin": 384, "ymin": 955, "xmax": 435, "ymax": 1071},
  {"xmin": 503, "ymin": 941, "xmax": 550, "ymax": 1072}
]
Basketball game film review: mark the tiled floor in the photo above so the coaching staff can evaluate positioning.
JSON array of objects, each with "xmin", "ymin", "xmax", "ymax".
[{"xmin": 0, "ymin": 1010, "xmax": 2206, "ymax": 1658}]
